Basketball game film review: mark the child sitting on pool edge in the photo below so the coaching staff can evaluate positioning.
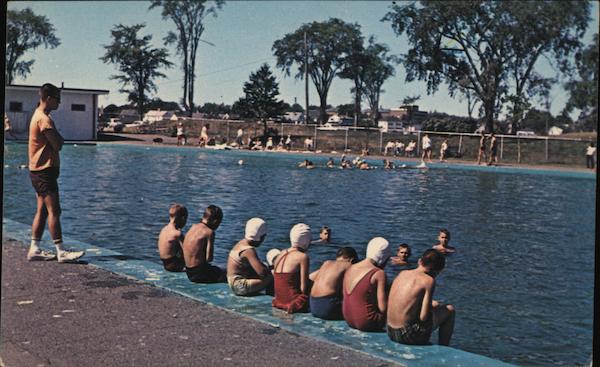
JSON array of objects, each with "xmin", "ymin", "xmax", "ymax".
[
  {"xmin": 182, "ymin": 205, "xmax": 226, "ymax": 283},
  {"xmin": 226, "ymin": 218, "xmax": 273, "ymax": 296},
  {"xmin": 272, "ymin": 223, "xmax": 312, "ymax": 313},
  {"xmin": 157, "ymin": 204, "xmax": 188, "ymax": 272}
]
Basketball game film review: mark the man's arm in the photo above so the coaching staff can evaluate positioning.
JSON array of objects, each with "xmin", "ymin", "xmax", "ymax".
[
  {"xmin": 375, "ymin": 270, "xmax": 387, "ymax": 314},
  {"xmin": 244, "ymin": 249, "xmax": 270, "ymax": 278},
  {"xmin": 41, "ymin": 118, "xmax": 64, "ymax": 151},
  {"xmin": 299, "ymin": 255, "xmax": 310, "ymax": 295},
  {"xmin": 419, "ymin": 279, "xmax": 435, "ymax": 322},
  {"xmin": 205, "ymin": 232, "xmax": 214, "ymax": 263}
]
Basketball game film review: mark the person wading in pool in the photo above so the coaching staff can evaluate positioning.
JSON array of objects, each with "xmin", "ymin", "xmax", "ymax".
[
  {"xmin": 342, "ymin": 237, "xmax": 391, "ymax": 331},
  {"xmin": 27, "ymin": 83, "xmax": 85, "ymax": 263},
  {"xmin": 390, "ymin": 243, "xmax": 412, "ymax": 266},
  {"xmin": 182, "ymin": 205, "xmax": 226, "ymax": 283},
  {"xmin": 157, "ymin": 204, "xmax": 188, "ymax": 272},
  {"xmin": 432, "ymin": 228, "xmax": 456, "ymax": 254},
  {"xmin": 309, "ymin": 247, "xmax": 358, "ymax": 320},
  {"xmin": 387, "ymin": 249, "xmax": 455, "ymax": 346},
  {"xmin": 272, "ymin": 223, "xmax": 312, "ymax": 313}
]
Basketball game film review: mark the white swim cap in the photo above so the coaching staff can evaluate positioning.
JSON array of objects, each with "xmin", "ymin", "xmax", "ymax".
[
  {"xmin": 290, "ymin": 223, "xmax": 312, "ymax": 250},
  {"xmin": 366, "ymin": 237, "xmax": 391, "ymax": 267},
  {"xmin": 266, "ymin": 248, "xmax": 281, "ymax": 267},
  {"xmin": 245, "ymin": 217, "xmax": 267, "ymax": 242}
]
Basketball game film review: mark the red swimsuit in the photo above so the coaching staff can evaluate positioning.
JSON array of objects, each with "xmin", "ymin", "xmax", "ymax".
[
  {"xmin": 342, "ymin": 268, "xmax": 385, "ymax": 331},
  {"xmin": 272, "ymin": 250, "xmax": 309, "ymax": 313}
]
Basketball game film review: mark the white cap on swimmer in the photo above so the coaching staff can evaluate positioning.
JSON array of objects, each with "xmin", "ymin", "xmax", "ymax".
[
  {"xmin": 245, "ymin": 217, "xmax": 267, "ymax": 242},
  {"xmin": 366, "ymin": 237, "xmax": 391, "ymax": 267},
  {"xmin": 266, "ymin": 249, "xmax": 281, "ymax": 267},
  {"xmin": 290, "ymin": 223, "xmax": 312, "ymax": 250}
]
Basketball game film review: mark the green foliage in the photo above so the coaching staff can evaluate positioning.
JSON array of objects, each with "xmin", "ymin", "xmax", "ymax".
[
  {"xmin": 336, "ymin": 104, "xmax": 355, "ymax": 118},
  {"xmin": 422, "ymin": 113, "xmax": 478, "ymax": 133},
  {"xmin": 145, "ymin": 98, "xmax": 182, "ymax": 112},
  {"xmin": 100, "ymin": 24, "xmax": 172, "ymax": 118},
  {"xmin": 6, "ymin": 8, "xmax": 60, "ymax": 84},
  {"xmin": 238, "ymin": 64, "xmax": 285, "ymax": 131},
  {"xmin": 288, "ymin": 103, "xmax": 304, "ymax": 112},
  {"xmin": 272, "ymin": 18, "xmax": 363, "ymax": 123},
  {"xmin": 197, "ymin": 102, "xmax": 231, "ymax": 118},
  {"xmin": 149, "ymin": 0, "xmax": 225, "ymax": 114},
  {"xmin": 383, "ymin": 1, "xmax": 590, "ymax": 133},
  {"xmin": 564, "ymin": 34, "xmax": 598, "ymax": 131},
  {"xmin": 361, "ymin": 39, "xmax": 397, "ymax": 125}
]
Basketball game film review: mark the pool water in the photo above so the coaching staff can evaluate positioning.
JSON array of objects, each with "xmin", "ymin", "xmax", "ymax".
[{"xmin": 3, "ymin": 143, "xmax": 595, "ymax": 366}]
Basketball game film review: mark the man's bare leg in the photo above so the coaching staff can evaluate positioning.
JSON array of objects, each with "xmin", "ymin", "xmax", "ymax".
[
  {"xmin": 432, "ymin": 302, "xmax": 456, "ymax": 346},
  {"xmin": 42, "ymin": 192, "xmax": 62, "ymax": 242},
  {"xmin": 31, "ymin": 194, "xmax": 48, "ymax": 240}
]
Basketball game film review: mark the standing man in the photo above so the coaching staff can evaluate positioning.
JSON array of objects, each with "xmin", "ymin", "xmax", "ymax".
[
  {"xmin": 487, "ymin": 133, "xmax": 498, "ymax": 166},
  {"xmin": 421, "ymin": 134, "xmax": 432, "ymax": 163},
  {"xmin": 585, "ymin": 142, "xmax": 596, "ymax": 169},
  {"xmin": 28, "ymin": 83, "xmax": 85, "ymax": 263},
  {"xmin": 235, "ymin": 127, "xmax": 244, "ymax": 147},
  {"xmin": 176, "ymin": 123, "xmax": 186, "ymax": 145},
  {"xmin": 477, "ymin": 131, "xmax": 487, "ymax": 165}
]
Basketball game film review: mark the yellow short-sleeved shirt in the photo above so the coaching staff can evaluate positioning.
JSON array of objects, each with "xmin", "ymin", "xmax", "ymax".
[{"xmin": 28, "ymin": 109, "xmax": 60, "ymax": 171}]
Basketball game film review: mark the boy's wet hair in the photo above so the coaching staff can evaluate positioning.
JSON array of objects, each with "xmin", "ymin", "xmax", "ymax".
[
  {"xmin": 40, "ymin": 83, "xmax": 61, "ymax": 99},
  {"xmin": 169, "ymin": 204, "xmax": 188, "ymax": 220},
  {"xmin": 337, "ymin": 246, "xmax": 358, "ymax": 263},
  {"xmin": 398, "ymin": 243, "xmax": 410, "ymax": 250},
  {"xmin": 203, "ymin": 205, "xmax": 223, "ymax": 225},
  {"xmin": 439, "ymin": 228, "xmax": 450, "ymax": 237},
  {"xmin": 421, "ymin": 249, "xmax": 445, "ymax": 272}
]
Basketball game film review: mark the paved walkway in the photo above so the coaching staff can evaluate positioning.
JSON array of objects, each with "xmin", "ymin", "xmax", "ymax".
[{"xmin": 0, "ymin": 239, "xmax": 395, "ymax": 367}]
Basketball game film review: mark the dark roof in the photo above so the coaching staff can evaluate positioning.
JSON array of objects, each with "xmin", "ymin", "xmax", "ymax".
[{"xmin": 6, "ymin": 84, "xmax": 109, "ymax": 95}]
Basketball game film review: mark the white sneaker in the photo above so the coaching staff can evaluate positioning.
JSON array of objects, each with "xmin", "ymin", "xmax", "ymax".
[
  {"xmin": 27, "ymin": 249, "xmax": 57, "ymax": 261},
  {"xmin": 57, "ymin": 250, "xmax": 85, "ymax": 263}
]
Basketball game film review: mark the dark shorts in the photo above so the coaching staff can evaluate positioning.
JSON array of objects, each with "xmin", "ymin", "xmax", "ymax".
[
  {"xmin": 310, "ymin": 295, "xmax": 343, "ymax": 320},
  {"xmin": 29, "ymin": 167, "xmax": 60, "ymax": 197},
  {"xmin": 387, "ymin": 317, "xmax": 433, "ymax": 345},
  {"xmin": 186, "ymin": 263, "xmax": 225, "ymax": 283},
  {"xmin": 161, "ymin": 256, "xmax": 185, "ymax": 272}
]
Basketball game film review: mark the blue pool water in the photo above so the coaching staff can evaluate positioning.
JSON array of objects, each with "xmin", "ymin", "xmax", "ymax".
[{"xmin": 3, "ymin": 143, "xmax": 595, "ymax": 366}]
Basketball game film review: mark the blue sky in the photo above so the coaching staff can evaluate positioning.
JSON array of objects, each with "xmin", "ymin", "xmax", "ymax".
[{"xmin": 7, "ymin": 1, "xmax": 599, "ymax": 118}]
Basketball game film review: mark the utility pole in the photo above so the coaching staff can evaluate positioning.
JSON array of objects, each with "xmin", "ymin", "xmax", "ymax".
[{"xmin": 304, "ymin": 31, "xmax": 309, "ymax": 125}]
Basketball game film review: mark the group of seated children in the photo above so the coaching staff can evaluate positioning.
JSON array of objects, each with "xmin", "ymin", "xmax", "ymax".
[{"xmin": 158, "ymin": 204, "xmax": 456, "ymax": 347}]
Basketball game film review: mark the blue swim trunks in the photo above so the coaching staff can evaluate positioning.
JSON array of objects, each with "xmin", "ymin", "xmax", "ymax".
[{"xmin": 309, "ymin": 295, "xmax": 343, "ymax": 320}]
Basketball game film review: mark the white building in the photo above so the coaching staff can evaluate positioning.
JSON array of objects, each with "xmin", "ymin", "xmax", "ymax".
[
  {"xmin": 5, "ymin": 84, "xmax": 109, "ymax": 141},
  {"xmin": 548, "ymin": 126, "xmax": 564, "ymax": 136},
  {"xmin": 143, "ymin": 109, "xmax": 176, "ymax": 123}
]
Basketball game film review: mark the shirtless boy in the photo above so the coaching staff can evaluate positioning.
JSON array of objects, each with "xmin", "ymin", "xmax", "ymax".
[
  {"xmin": 309, "ymin": 247, "xmax": 357, "ymax": 320},
  {"xmin": 182, "ymin": 205, "xmax": 225, "ymax": 283},
  {"xmin": 432, "ymin": 228, "xmax": 456, "ymax": 254},
  {"xmin": 387, "ymin": 249, "xmax": 455, "ymax": 345},
  {"xmin": 157, "ymin": 204, "xmax": 188, "ymax": 272},
  {"xmin": 226, "ymin": 217, "xmax": 273, "ymax": 296},
  {"xmin": 390, "ymin": 243, "xmax": 411, "ymax": 266}
]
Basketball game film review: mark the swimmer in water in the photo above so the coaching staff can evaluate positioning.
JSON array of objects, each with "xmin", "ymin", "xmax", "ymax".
[
  {"xmin": 326, "ymin": 158, "xmax": 335, "ymax": 168},
  {"xmin": 390, "ymin": 243, "xmax": 411, "ymax": 266},
  {"xmin": 432, "ymin": 228, "xmax": 456, "ymax": 254}
]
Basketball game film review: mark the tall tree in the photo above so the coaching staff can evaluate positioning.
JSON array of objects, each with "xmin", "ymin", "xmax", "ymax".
[
  {"xmin": 338, "ymin": 34, "xmax": 367, "ymax": 126},
  {"xmin": 273, "ymin": 18, "xmax": 363, "ymax": 124},
  {"xmin": 149, "ymin": 1, "xmax": 225, "ymax": 115},
  {"xmin": 563, "ymin": 33, "xmax": 598, "ymax": 131},
  {"xmin": 236, "ymin": 64, "xmax": 285, "ymax": 139},
  {"xmin": 362, "ymin": 39, "xmax": 397, "ymax": 125},
  {"xmin": 5, "ymin": 8, "xmax": 60, "ymax": 85},
  {"xmin": 100, "ymin": 24, "xmax": 172, "ymax": 119},
  {"xmin": 383, "ymin": 1, "xmax": 590, "ymax": 133}
]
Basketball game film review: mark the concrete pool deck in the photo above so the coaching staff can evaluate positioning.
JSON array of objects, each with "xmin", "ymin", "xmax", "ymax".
[{"xmin": 2, "ymin": 219, "xmax": 515, "ymax": 367}]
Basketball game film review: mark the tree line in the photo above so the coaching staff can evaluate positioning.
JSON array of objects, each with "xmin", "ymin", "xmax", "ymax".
[{"xmin": 6, "ymin": 2, "xmax": 598, "ymax": 134}]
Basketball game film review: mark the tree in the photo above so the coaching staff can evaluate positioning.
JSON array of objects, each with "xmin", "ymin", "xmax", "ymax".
[
  {"xmin": 149, "ymin": 1, "xmax": 225, "ymax": 116},
  {"xmin": 564, "ymin": 34, "xmax": 598, "ymax": 132},
  {"xmin": 145, "ymin": 98, "xmax": 182, "ymax": 112},
  {"xmin": 100, "ymin": 24, "xmax": 173, "ymax": 119},
  {"xmin": 6, "ymin": 8, "xmax": 60, "ymax": 84},
  {"xmin": 401, "ymin": 95, "xmax": 421, "ymax": 106},
  {"xmin": 383, "ymin": 1, "xmax": 590, "ymax": 133},
  {"xmin": 520, "ymin": 108, "xmax": 553, "ymax": 135},
  {"xmin": 273, "ymin": 18, "xmax": 363, "ymax": 124},
  {"xmin": 197, "ymin": 102, "xmax": 231, "ymax": 118},
  {"xmin": 362, "ymin": 39, "xmax": 397, "ymax": 125},
  {"xmin": 336, "ymin": 104, "xmax": 355, "ymax": 118},
  {"xmin": 237, "ymin": 64, "xmax": 285, "ymax": 139},
  {"xmin": 288, "ymin": 103, "xmax": 304, "ymax": 112}
]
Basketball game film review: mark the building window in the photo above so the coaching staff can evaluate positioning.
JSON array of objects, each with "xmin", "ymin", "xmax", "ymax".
[
  {"xmin": 9, "ymin": 101, "xmax": 23, "ymax": 112},
  {"xmin": 71, "ymin": 104, "xmax": 86, "ymax": 111}
]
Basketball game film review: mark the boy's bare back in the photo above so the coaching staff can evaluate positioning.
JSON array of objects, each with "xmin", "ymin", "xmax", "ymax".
[
  {"xmin": 182, "ymin": 223, "xmax": 213, "ymax": 268},
  {"xmin": 387, "ymin": 269, "xmax": 434, "ymax": 328},
  {"xmin": 311, "ymin": 260, "xmax": 351, "ymax": 297},
  {"xmin": 158, "ymin": 223, "xmax": 183, "ymax": 259}
]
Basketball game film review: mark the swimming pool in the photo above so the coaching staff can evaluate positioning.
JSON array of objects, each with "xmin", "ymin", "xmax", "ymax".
[{"xmin": 3, "ymin": 143, "xmax": 595, "ymax": 366}]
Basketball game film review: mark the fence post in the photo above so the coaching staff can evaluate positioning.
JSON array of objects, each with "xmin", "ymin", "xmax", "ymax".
[
  {"xmin": 417, "ymin": 131, "xmax": 422, "ymax": 157},
  {"xmin": 517, "ymin": 137, "xmax": 521, "ymax": 164},
  {"xmin": 545, "ymin": 137, "xmax": 549, "ymax": 161},
  {"xmin": 500, "ymin": 136, "xmax": 504, "ymax": 160},
  {"xmin": 458, "ymin": 135, "xmax": 463, "ymax": 156},
  {"xmin": 344, "ymin": 128, "xmax": 349, "ymax": 152},
  {"xmin": 314, "ymin": 125, "xmax": 317, "ymax": 151},
  {"xmin": 379, "ymin": 131, "xmax": 383, "ymax": 154}
]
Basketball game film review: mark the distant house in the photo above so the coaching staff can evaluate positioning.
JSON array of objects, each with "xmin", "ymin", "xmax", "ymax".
[
  {"xmin": 143, "ymin": 109, "xmax": 176, "ymax": 123},
  {"xmin": 380, "ymin": 105, "xmax": 428, "ymax": 125},
  {"xmin": 548, "ymin": 126, "xmax": 564, "ymax": 136},
  {"xmin": 283, "ymin": 111, "xmax": 304, "ymax": 124},
  {"xmin": 4, "ymin": 84, "xmax": 109, "ymax": 141},
  {"xmin": 119, "ymin": 109, "xmax": 140, "ymax": 124}
]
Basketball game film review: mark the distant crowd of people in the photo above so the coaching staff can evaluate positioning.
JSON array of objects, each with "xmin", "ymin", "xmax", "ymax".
[{"xmin": 158, "ymin": 203, "xmax": 457, "ymax": 347}]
